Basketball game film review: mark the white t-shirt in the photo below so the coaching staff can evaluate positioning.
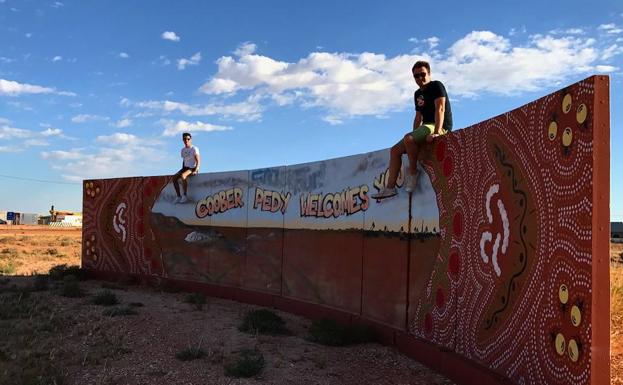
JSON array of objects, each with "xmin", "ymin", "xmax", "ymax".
[{"xmin": 181, "ymin": 146, "xmax": 199, "ymax": 168}]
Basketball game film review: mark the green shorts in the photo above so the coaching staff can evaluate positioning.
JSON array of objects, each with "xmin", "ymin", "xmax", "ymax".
[{"xmin": 394, "ymin": 124, "xmax": 447, "ymax": 147}]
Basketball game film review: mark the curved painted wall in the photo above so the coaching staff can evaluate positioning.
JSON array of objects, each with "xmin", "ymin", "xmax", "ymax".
[{"xmin": 82, "ymin": 75, "xmax": 610, "ymax": 385}]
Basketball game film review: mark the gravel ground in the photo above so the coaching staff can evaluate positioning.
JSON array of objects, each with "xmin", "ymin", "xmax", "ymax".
[{"xmin": 0, "ymin": 275, "xmax": 454, "ymax": 385}]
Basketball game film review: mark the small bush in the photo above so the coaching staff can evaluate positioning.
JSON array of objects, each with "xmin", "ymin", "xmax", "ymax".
[
  {"xmin": 0, "ymin": 261, "xmax": 16, "ymax": 275},
  {"xmin": 103, "ymin": 306, "xmax": 137, "ymax": 317},
  {"xmin": 175, "ymin": 346, "xmax": 205, "ymax": 361},
  {"xmin": 32, "ymin": 275, "xmax": 49, "ymax": 291},
  {"xmin": 59, "ymin": 276, "xmax": 84, "ymax": 298},
  {"xmin": 239, "ymin": 309, "xmax": 287, "ymax": 335},
  {"xmin": 183, "ymin": 292, "xmax": 206, "ymax": 310},
  {"xmin": 101, "ymin": 282, "xmax": 126, "ymax": 291},
  {"xmin": 46, "ymin": 248, "xmax": 59, "ymax": 255},
  {"xmin": 224, "ymin": 349, "xmax": 265, "ymax": 378},
  {"xmin": 307, "ymin": 318, "xmax": 377, "ymax": 346},
  {"xmin": 49, "ymin": 264, "xmax": 85, "ymax": 281},
  {"xmin": 92, "ymin": 290, "xmax": 119, "ymax": 306}
]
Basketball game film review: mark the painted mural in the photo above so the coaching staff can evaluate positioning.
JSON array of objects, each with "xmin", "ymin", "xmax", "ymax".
[{"xmin": 83, "ymin": 76, "xmax": 609, "ymax": 385}]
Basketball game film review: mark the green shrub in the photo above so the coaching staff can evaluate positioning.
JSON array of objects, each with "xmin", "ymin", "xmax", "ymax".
[
  {"xmin": 102, "ymin": 306, "xmax": 137, "ymax": 317},
  {"xmin": 59, "ymin": 276, "xmax": 84, "ymax": 298},
  {"xmin": 224, "ymin": 349, "xmax": 265, "ymax": 378},
  {"xmin": 49, "ymin": 264, "xmax": 85, "ymax": 281},
  {"xmin": 175, "ymin": 346, "xmax": 205, "ymax": 361},
  {"xmin": 183, "ymin": 292, "xmax": 206, "ymax": 310},
  {"xmin": 307, "ymin": 318, "xmax": 377, "ymax": 346},
  {"xmin": 0, "ymin": 261, "xmax": 16, "ymax": 275},
  {"xmin": 32, "ymin": 275, "xmax": 49, "ymax": 291},
  {"xmin": 239, "ymin": 309, "xmax": 287, "ymax": 335},
  {"xmin": 92, "ymin": 290, "xmax": 119, "ymax": 306}
]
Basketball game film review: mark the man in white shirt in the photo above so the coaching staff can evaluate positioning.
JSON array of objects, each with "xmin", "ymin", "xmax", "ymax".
[{"xmin": 172, "ymin": 132, "xmax": 200, "ymax": 203}]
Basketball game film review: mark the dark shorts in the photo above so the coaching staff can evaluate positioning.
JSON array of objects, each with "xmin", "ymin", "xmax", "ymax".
[{"xmin": 176, "ymin": 166, "xmax": 197, "ymax": 175}]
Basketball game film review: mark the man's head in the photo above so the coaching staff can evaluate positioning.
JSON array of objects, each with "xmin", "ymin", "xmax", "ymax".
[
  {"xmin": 412, "ymin": 61, "xmax": 431, "ymax": 87},
  {"xmin": 182, "ymin": 132, "xmax": 192, "ymax": 147}
]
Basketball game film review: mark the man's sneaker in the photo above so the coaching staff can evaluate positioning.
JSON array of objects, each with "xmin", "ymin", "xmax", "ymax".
[
  {"xmin": 404, "ymin": 173, "xmax": 418, "ymax": 193},
  {"xmin": 173, "ymin": 196, "xmax": 181, "ymax": 204},
  {"xmin": 179, "ymin": 195, "xmax": 188, "ymax": 204},
  {"xmin": 371, "ymin": 186, "xmax": 398, "ymax": 200}
]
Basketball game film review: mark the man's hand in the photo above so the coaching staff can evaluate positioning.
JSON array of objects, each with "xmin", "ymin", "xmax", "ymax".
[{"xmin": 426, "ymin": 133, "xmax": 440, "ymax": 143}]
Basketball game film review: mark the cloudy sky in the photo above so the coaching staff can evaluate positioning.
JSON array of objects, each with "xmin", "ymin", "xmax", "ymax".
[{"xmin": 0, "ymin": 0, "xmax": 622, "ymax": 218}]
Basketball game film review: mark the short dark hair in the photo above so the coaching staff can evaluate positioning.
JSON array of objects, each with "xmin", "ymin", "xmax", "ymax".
[
  {"xmin": 182, "ymin": 132, "xmax": 192, "ymax": 139},
  {"xmin": 412, "ymin": 60, "xmax": 431, "ymax": 73}
]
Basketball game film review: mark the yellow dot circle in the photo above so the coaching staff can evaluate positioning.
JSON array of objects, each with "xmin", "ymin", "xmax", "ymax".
[
  {"xmin": 86, "ymin": 189, "xmax": 91, "ymax": 196},
  {"xmin": 86, "ymin": 249, "xmax": 90, "ymax": 256},
  {"xmin": 576, "ymin": 104, "xmax": 587, "ymax": 124},
  {"xmin": 559, "ymin": 284, "xmax": 569, "ymax": 304},
  {"xmin": 88, "ymin": 182, "xmax": 93, "ymax": 188},
  {"xmin": 571, "ymin": 305, "xmax": 582, "ymax": 327},
  {"xmin": 568, "ymin": 339, "xmax": 579, "ymax": 362},
  {"xmin": 90, "ymin": 191, "xmax": 96, "ymax": 198},
  {"xmin": 548, "ymin": 121, "xmax": 558, "ymax": 141},
  {"xmin": 90, "ymin": 246, "xmax": 95, "ymax": 253},
  {"xmin": 91, "ymin": 235, "xmax": 95, "ymax": 241},
  {"xmin": 562, "ymin": 94, "xmax": 572, "ymax": 114},
  {"xmin": 86, "ymin": 240, "xmax": 90, "ymax": 247},
  {"xmin": 562, "ymin": 127, "xmax": 573, "ymax": 147},
  {"xmin": 93, "ymin": 254, "xmax": 98, "ymax": 261},
  {"xmin": 555, "ymin": 333, "xmax": 566, "ymax": 356},
  {"xmin": 96, "ymin": 187, "xmax": 100, "ymax": 194}
]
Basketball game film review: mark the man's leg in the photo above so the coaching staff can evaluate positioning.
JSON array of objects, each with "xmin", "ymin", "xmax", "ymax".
[
  {"xmin": 387, "ymin": 141, "xmax": 406, "ymax": 188},
  {"xmin": 178, "ymin": 169, "xmax": 193, "ymax": 202},
  {"xmin": 403, "ymin": 134, "xmax": 420, "ymax": 177},
  {"xmin": 172, "ymin": 172, "xmax": 182, "ymax": 197},
  {"xmin": 371, "ymin": 139, "xmax": 405, "ymax": 200}
]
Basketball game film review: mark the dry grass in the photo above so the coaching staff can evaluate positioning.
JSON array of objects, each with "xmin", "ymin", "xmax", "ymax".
[
  {"xmin": 0, "ymin": 227, "xmax": 620, "ymax": 383},
  {"xmin": 611, "ymin": 242, "xmax": 623, "ymax": 385},
  {"xmin": 0, "ymin": 226, "xmax": 81, "ymax": 275}
]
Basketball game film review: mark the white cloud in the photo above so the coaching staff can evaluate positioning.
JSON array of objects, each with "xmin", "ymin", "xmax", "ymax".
[
  {"xmin": 127, "ymin": 97, "xmax": 262, "ymax": 121},
  {"xmin": 198, "ymin": 32, "xmax": 613, "ymax": 122},
  {"xmin": 52, "ymin": 56, "xmax": 62, "ymax": 62},
  {"xmin": 96, "ymin": 132, "xmax": 137, "ymax": 145},
  {"xmin": 177, "ymin": 52, "xmax": 201, "ymax": 70},
  {"xmin": 595, "ymin": 65, "xmax": 617, "ymax": 72},
  {"xmin": 235, "ymin": 42, "xmax": 257, "ymax": 57},
  {"xmin": 71, "ymin": 114, "xmax": 109, "ymax": 123},
  {"xmin": 0, "ymin": 57, "xmax": 15, "ymax": 63},
  {"xmin": 0, "ymin": 125, "xmax": 31, "ymax": 139},
  {"xmin": 161, "ymin": 119, "xmax": 232, "ymax": 137},
  {"xmin": 25, "ymin": 33, "xmax": 32, "ymax": 38},
  {"xmin": 51, "ymin": 2, "xmax": 64, "ymax": 8},
  {"xmin": 156, "ymin": 55, "xmax": 171, "ymax": 66},
  {"xmin": 601, "ymin": 44, "xmax": 623, "ymax": 60},
  {"xmin": 598, "ymin": 23, "xmax": 623, "ymax": 34},
  {"xmin": 24, "ymin": 139, "xmax": 48, "ymax": 147},
  {"xmin": 162, "ymin": 31, "xmax": 180, "ymax": 42},
  {"xmin": 0, "ymin": 146, "xmax": 20, "ymax": 153},
  {"xmin": 42, "ymin": 136, "xmax": 163, "ymax": 181},
  {"xmin": 0, "ymin": 79, "xmax": 74, "ymax": 97},
  {"xmin": 41, "ymin": 128, "xmax": 62, "ymax": 136},
  {"xmin": 114, "ymin": 118, "xmax": 132, "ymax": 128},
  {"xmin": 119, "ymin": 52, "xmax": 130, "ymax": 59}
]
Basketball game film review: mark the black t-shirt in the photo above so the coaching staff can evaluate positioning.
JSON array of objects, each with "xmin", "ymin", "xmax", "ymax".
[{"xmin": 414, "ymin": 80, "xmax": 453, "ymax": 131}]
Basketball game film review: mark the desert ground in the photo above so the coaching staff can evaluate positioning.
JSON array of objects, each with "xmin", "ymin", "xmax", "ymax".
[
  {"xmin": 0, "ymin": 226, "xmax": 453, "ymax": 385},
  {"xmin": 1, "ymin": 225, "xmax": 621, "ymax": 384}
]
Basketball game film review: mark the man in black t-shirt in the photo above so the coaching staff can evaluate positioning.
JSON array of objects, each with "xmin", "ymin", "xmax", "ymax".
[{"xmin": 372, "ymin": 60, "xmax": 453, "ymax": 199}]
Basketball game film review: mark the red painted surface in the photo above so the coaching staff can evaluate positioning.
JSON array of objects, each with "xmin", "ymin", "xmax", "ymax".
[{"xmin": 83, "ymin": 76, "xmax": 610, "ymax": 385}]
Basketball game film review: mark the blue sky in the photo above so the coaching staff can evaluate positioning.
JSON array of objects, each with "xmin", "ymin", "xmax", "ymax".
[{"xmin": 0, "ymin": 0, "xmax": 622, "ymax": 220}]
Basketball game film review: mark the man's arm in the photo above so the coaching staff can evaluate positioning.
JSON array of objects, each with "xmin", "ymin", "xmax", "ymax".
[
  {"xmin": 193, "ymin": 152, "xmax": 201, "ymax": 175},
  {"xmin": 413, "ymin": 111, "xmax": 423, "ymax": 130},
  {"xmin": 433, "ymin": 96, "xmax": 446, "ymax": 135}
]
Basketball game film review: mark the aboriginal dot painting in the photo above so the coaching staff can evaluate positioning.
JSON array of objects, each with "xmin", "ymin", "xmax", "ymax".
[{"xmin": 83, "ymin": 76, "xmax": 609, "ymax": 385}]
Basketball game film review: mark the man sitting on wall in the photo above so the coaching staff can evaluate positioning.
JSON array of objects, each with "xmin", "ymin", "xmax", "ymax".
[
  {"xmin": 371, "ymin": 60, "xmax": 453, "ymax": 199},
  {"xmin": 172, "ymin": 132, "xmax": 200, "ymax": 204}
]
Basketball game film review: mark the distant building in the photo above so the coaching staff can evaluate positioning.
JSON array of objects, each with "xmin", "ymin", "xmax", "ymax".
[
  {"xmin": 49, "ymin": 205, "xmax": 82, "ymax": 227},
  {"xmin": 613, "ymin": 222, "xmax": 623, "ymax": 242}
]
